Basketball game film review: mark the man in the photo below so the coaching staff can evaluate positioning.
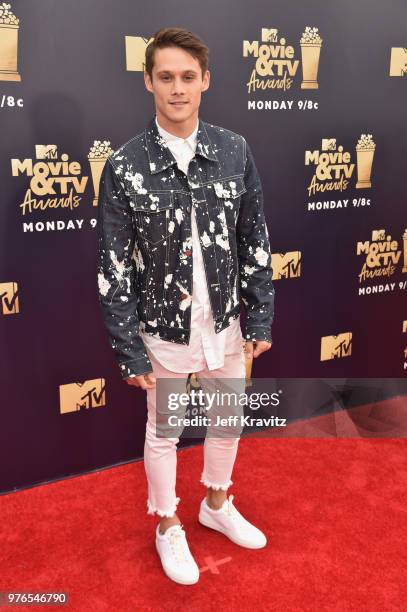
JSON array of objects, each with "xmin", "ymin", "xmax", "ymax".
[{"xmin": 97, "ymin": 27, "xmax": 275, "ymax": 585}]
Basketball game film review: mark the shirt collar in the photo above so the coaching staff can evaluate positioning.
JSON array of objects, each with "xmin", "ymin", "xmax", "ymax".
[{"xmin": 155, "ymin": 115, "xmax": 198, "ymax": 151}]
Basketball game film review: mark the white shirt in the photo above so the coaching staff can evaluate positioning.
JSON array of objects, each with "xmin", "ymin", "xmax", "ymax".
[{"xmin": 139, "ymin": 115, "xmax": 243, "ymax": 373}]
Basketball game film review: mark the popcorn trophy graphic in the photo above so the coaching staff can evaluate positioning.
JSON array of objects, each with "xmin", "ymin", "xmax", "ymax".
[
  {"xmin": 0, "ymin": 3, "xmax": 21, "ymax": 81},
  {"xmin": 300, "ymin": 26, "xmax": 322, "ymax": 89},
  {"xmin": 355, "ymin": 134, "xmax": 376, "ymax": 189},
  {"xmin": 88, "ymin": 140, "xmax": 114, "ymax": 206}
]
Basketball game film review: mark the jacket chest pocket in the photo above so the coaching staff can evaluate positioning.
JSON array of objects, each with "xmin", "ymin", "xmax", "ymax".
[
  {"xmin": 212, "ymin": 176, "xmax": 247, "ymax": 231},
  {"xmin": 131, "ymin": 192, "xmax": 174, "ymax": 245}
]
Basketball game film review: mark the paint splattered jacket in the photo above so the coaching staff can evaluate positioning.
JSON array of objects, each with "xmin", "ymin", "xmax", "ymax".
[{"xmin": 97, "ymin": 115, "xmax": 275, "ymax": 379}]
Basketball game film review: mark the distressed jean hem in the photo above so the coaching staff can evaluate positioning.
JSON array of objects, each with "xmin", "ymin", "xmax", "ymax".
[
  {"xmin": 200, "ymin": 475, "xmax": 233, "ymax": 491},
  {"xmin": 146, "ymin": 496, "xmax": 181, "ymax": 518}
]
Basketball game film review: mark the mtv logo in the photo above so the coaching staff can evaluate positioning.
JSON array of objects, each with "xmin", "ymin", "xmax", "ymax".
[
  {"xmin": 389, "ymin": 47, "xmax": 407, "ymax": 76},
  {"xmin": 59, "ymin": 378, "xmax": 106, "ymax": 414},
  {"xmin": 36, "ymin": 145, "xmax": 58, "ymax": 159},
  {"xmin": 272, "ymin": 252, "xmax": 301, "ymax": 279},
  {"xmin": 125, "ymin": 36, "xmax": 154, "ymax": 71},
  {"xmin": 0, "ymin": 282, "xmax": 19, "ymax": 314},
  {"xmin": 372, "ymin": 229, "xmax": 385, "ymax": 241},
  {"xmin": 322, "ymin": 138, "xmax": 336, "ymax": 151},
  {"xmin": 261, "ymin": 28, "xmax": 278, "ymax": 43},
  {"xmin": 320, "ymin": 333, "xmax": 352, "ymax": 361}
]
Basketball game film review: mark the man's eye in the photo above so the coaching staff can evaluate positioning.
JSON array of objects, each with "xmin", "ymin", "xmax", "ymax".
[{"xmin": 160, "ymin": 75, "xmax": 194, "ymax": 81}]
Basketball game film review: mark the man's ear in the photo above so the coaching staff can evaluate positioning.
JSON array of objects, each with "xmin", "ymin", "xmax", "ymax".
[
  {"xmin": 144, "ymin": 71, "xmax": 153, "ymax": 93},
  {"xmin": 202, "ymin": 69, "xmax": 210, "ymax": 92}
]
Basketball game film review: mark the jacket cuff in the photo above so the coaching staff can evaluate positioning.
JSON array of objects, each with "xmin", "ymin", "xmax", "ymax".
[
  {"xmin": 244, "ymin": 325, "xmax": 272, "ymax": 343},
  {"xmin": 119, "ymin": 356, "xmax": 153, "ymax": 379}
]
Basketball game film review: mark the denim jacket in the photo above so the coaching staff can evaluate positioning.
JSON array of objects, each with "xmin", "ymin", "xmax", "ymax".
[{"xmin": 96, "ymin": 115, "xmax": 275, "ymax": 379}]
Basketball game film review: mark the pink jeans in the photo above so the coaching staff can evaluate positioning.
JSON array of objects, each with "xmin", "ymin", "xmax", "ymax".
[{"xmin": 143, "ymin": 343, "xmax": 247, "ymax": 518}]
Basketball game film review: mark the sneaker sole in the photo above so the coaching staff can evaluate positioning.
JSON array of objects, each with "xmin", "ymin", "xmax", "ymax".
[
  {"xmin": 198, "ymin": 512, "xmax": 267, "ymax": 549},
  {"xmin": 155, "ymin": 539, "xmax": 200, "ymax": 585}
]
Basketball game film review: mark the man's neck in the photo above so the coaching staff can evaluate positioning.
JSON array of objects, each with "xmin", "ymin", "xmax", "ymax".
[{"xmin": 155, "ymin": 111, "xmax": 199, "ymax": 139}]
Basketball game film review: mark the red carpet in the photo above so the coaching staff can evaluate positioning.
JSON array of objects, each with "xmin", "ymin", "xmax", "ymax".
[{"xmin": 1, "ymin": 399, "xmax": 406, "ymax": 611}]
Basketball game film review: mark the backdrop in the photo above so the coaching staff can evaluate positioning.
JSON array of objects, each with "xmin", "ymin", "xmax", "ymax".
[{"xmin": 1, "ymin": 0, "xmax": 406, "ymax": 493}]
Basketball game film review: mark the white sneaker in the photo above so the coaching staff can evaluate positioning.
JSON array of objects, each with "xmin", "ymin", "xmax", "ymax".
[
  {"xmin": 155, "ymin": 523, "xmax": 200, "ymax": 585},
  {"xmin": 198, "ymin": 494, "xmax": 267, "ymax": 549}
]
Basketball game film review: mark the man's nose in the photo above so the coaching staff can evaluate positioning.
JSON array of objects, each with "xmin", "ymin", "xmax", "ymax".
[{"xmin": 171, "ymin": 78, "xmax": 186, "ymax": 94}]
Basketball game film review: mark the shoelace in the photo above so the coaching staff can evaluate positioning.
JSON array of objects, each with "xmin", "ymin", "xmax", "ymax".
[
  {"xmin": 168, "ymin": 526, "xmax": 189, "ymax": 563},
  {"xmin": 223, "ymin": 494, "xmax": 248, "ymax": 528},
  {"xmin": 224, "ymin": 494, "xmax": 237, "ymax": 516}
]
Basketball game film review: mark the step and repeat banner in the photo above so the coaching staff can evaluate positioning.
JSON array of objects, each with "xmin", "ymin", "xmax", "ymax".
[{"xmin": 1, "ymin": 0, "xmax": 406, "ymax": 492}]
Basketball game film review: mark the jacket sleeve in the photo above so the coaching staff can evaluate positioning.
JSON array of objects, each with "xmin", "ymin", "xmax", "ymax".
[
  {"xmin": 96, "ymin": 157, "xmax": 153, "ymax": 378},
  {"xmin": 237, "ymin": 137, "xmax": 276, "ymax": 343}
]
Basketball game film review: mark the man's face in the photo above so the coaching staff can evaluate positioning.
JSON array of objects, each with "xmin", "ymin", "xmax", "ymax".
[{"xmin": 144, "ymin": 46, "xmax": 210, "ymax": 125}]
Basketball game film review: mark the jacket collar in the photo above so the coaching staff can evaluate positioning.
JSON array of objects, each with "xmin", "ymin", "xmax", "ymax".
[{"xmin": 145, "ymin": 114, "xmax": 219, "ymax": 174}]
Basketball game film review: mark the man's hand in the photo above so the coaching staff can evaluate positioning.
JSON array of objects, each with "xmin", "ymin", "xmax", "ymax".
[
  {"xmin": 244, "ymin": 339, "xmax": 272, "ymax": 359},
  {"xmin": 125, "ymin": 372, "xmax": 156, "ymax": 389}
]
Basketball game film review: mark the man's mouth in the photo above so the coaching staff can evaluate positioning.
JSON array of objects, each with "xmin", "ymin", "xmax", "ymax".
[{"xmin": 169, "ymin": 101, "xmax": 188, "ymax": 106}]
